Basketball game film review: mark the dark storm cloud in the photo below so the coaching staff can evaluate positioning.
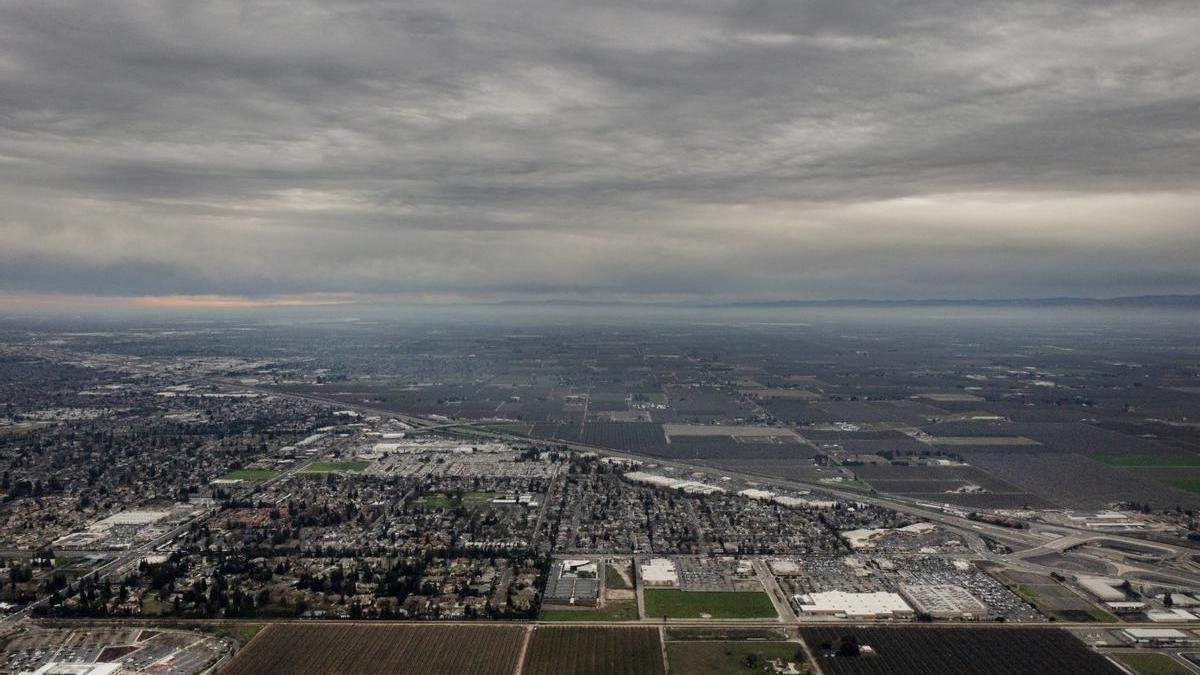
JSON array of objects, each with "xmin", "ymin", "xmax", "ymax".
[{"xmin": 1, "ymin": 0, "xmax": 1198, "ymax": 302}]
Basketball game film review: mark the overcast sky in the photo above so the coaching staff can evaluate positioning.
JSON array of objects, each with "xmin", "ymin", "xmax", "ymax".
[{"xmin": 1, "ymin": 0, "xmax": 1198, "ymax": 306}]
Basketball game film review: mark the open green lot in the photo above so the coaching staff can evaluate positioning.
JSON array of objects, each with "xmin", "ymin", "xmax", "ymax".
[
  {"xmin": 1167, "ymin": 479, "xmax": 1200, "ymax": 494},
  {"xmin": 415, "ymin": 494, "xmax": 453, "ymax": 509},
  {"xmin": 209, "ymin": 623, "xmax": 264, "ymax": 645},
  {"xmin": 539, "ymin": 600, "xmax": 639, "ymax": 622},
  {"xmin": 219, "ymin": 469, "xmax": 280, "ymax": 481},
  {"xmin": 1097, "ymin": 454, "xmax": 1200, "ymax": 467},
  {"xmin": 300, "ymin": 461, "xmax": 370, "ymax": 473},
  {"xmin": 1112, "ymin": 652, "xmax": 1192, "ymax": 675},
  {"xmin": 605, "ymin": 564, "xmax": 630, "ymax": 590},
  {"xmin": 484, "ymin": 421, "xmax": 532, "ymax": 435},
  {"xmin": 1011, "ymin": 580, "xmax": 1117, "ymax": 623},
  {"xmin": 644, "ymin": 590, "xmax": 777, "ymax": 619},
  {"xmin": 462, "ymin": 491, "xmax": 496, "ymax": 507},
  {"xmin": 666, "ymin": 641, "xmax": 805, "ymax": 675},
  {"xmin": 414, "ymin": 491, "xmax": 495, "ymax": 509}
]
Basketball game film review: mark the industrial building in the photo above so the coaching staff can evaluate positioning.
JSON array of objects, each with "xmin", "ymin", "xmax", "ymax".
[
  {"xmin": 1104, "ymin": 601, "xmax": 1146, "ymax": 614},
  {"xmin": 640, "ymin": 558, "xmax": 678, "ymax": 587},
  {"xmin": 1146, "ymin": 608, "xmax": 1199, "ymax": 622},
  {"xmin": 1123, "ymin": 628, "xmax": 1199, "ymax": 646},
  {"xmin": 899, "ymin": 584, "xmax": 988, "ymax": 619},
  {"xmin": 796, "ymin": 591, "xmax": 913, "ymax": 619},
  {"xmin": 1077, "ymin": 576, "xmax": 1126, "ymax": 602},
  {"xmin": 543, "ymin": 559, "xmax": 599, "ymax": 606}
]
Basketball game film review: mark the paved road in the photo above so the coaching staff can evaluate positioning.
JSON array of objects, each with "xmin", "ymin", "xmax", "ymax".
[
  {"xmin": 214, "ymin": 379, "xmax": 1200, "ymax": 590},
  {"xmin": 752, "ymin": 558, "xmax": 794, "ymax": 623},
  {"xmin": 29, "ymin": 615, "xmax": 1200, "ymax": 631},
  {"xmin": 1, "ymin": 449, "xmax": 311, "ymax": 627}
]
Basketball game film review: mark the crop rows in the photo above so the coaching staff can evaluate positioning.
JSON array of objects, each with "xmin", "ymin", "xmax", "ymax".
[
  {"xmin": 801, "ymin": 627, "xmax": 1122, "ymax": 675},
  {"xmin": 222, "ymin": 624, "xmax": 524, "ymax": 675},
  {"xmin": 522, "ymin": 626, "xmax": 665, "ymax": 675}
]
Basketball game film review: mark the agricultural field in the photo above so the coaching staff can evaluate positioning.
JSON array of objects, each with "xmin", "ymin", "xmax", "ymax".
[
  {"xmin": 801, "ymin": 627, "xmax": 1122, "ymax": 675},
  {"xmin": 643, "ymin": 437, "xmax": 811, "ymax": 460},
  {"xmin": 219, "ymin": 469, "xmax": 280, "ymax": 481},
  {"xmin": 854, "ymin": 464, "xmax": 1052, "ymax": 509},
  {"xmin": 643, "ymin": 589, "xmax": 777, "ymax": 619},
  {"xmin": 1166, "ymin": 478, "xmax": 1200, "ymax": 494},
  {"xmin": 521, "ymin": 626, "xmax": 666, "ymax": 675},
  {"xmin": 1112, "ymin": 652, "xmax": 1193, "ymax": 675},
  {"xmin": 1094, "ymin": 454, "xmax": 1200, "ymax": 467},
  {"xmin": 965, "ymin": 452, "xmax": 1200, "ymax": 509},
  {"xmin": 222, "ymin": 624, "xmax": 524, "ymax": 675},
  {"xmin": 577, "ymin": 422, "xmax": 668, "ymax": 452},
  {"xmin": 663, "ymin": 424, "xmax": 799, "ymax": 439},
  {"xmin": 665, "ymin": 641, "xmax": 809, "ymax": 675},
  {"xmin": 931, "ymin": 436, "xmax": 1040, "ymax": 446}
]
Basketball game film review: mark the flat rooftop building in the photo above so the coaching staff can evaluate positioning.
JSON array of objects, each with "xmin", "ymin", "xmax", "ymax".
[
  {"xmin": 899, "ymin": 584, "xmax": 988, "ymax": 619},
  {"xmin": 1077, "ymin": 576, "xmax": 1125, "ymax": 602},
  {"xmin": 1147, "ymin": 608, "xmax": 1198, "ymax": 622},
  {"xmin": 797, "ymin": 591, "xmax": 913, "ymax": 619},
  {"xmin": 1123, "ymin": 628, "xmax": 1197, "ymax": 645},
  {"xmin": 641, "ymin": 558, "xmax": 678, "ymax": 587}
]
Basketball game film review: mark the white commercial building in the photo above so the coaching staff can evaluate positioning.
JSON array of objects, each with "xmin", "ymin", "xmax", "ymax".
[
  {"xmin": 739, "ymin": 488, "xmax": 776, "ymax": 501},
  {"xmin": 1104, "ymin": 601, "xmax": 1146, "ymax": 614},
  {"xmin": 640, "ymin": 558, "xmax": 678, "ymax": 587},
  {"xmin": 1077, "ymin": 576, "xmax": 1125, "ymax": 602},
  {"xmin": 1147, "ymin": 608, "xmax": 1198, "ymax": 622},
  {"xmin": 1123, "ymin": 628, "xmax": 1198, "ymax": 645},
  {"xmin": 796, "ymin": 591, "xmax": 913, "ymax": 619},
  {"xmin": 899, "ymin": 584, "xmax": 987, "ymax": 619}
]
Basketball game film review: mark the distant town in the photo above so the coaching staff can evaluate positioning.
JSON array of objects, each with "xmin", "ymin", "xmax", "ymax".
[{"xmin": 2, "ymin": 311, "xmax": 1199, "ymax": 674}]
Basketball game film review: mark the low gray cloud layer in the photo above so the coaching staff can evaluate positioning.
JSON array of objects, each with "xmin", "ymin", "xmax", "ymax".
[{"xmin": 1, "ymin": 0, "xmax": 1198, "ymax": 302}]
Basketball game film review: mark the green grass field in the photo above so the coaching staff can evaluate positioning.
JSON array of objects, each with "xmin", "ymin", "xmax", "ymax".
[
  {"xmin": 1097, "ymin": 454, "xmax": 1200, "ymax": 467},
  {"xmin": 1081, "ymin": 604, "xmax": 1119, "ymax": 623},
  {"xmin": 300, "ymin": 461, "xmax": 370, "ymax": 473},
  {"xmin": 219, "ymin": 469, "xmax": 280, "ymax": 481},
  {"xmin": 209, "ymin": 623, "xmax": 264, "ymax": 645},
  {"xmin": 485, "ymin": 421, "xmax": 532, "ymax": 435},
  {"xmin": 462, "ymin": 491, "xmax": 496, "ymax": 507},
  {"xmin": 666, "ymin": 641, "xmax": 804, "ymax": 675},
  {"xmin": 1113, "ymin": 652, "xmax": 1191, "ymax": 675},
  {"xmin": 539, "ymin": 599, "xmax": 639, "ymax": 622},
  {"xmin": 1013, "ymin": 583, "xmax": 1118, "ymax": 623},
  {"xmin": 413, "ymin": 491, "xmax": 495, "ymax": 509},
  {"xmin": 415, "ymin": 494, "xmax": 453, "ymax": 509},
  {"xmin": 644, "ymin": 590, "xmax": 777, "ymax": 619},
  {"xmin": 1167, "ymin": 479, "xmax": 1200, "ymax": 494},
  {"xmin": 606, "ymin": 564, "xmax": 630, "ymax": 590}
]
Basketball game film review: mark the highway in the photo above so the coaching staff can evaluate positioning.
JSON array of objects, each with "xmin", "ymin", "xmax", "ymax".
[
  {"xmin": 12, "ymin": 377, "xmax": 1196, "ymax": 631},
  {"xmin": 209, "ymin": 379, "xmax": 1200, "ymax": 592}
]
